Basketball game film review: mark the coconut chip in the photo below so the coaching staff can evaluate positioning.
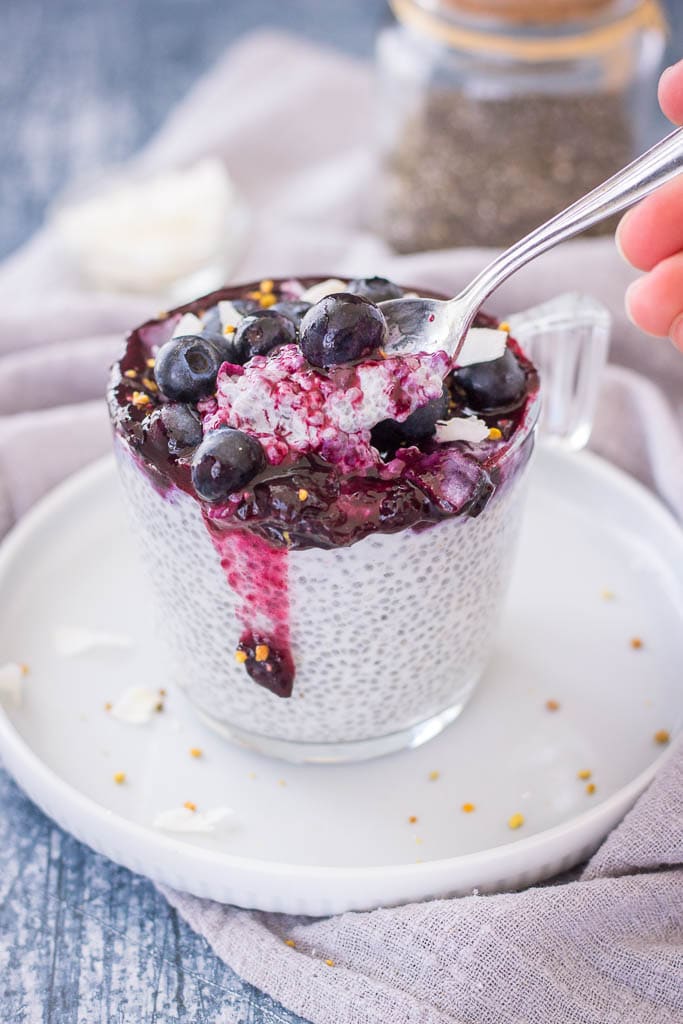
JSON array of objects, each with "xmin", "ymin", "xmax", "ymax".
[
  {"xmin": 0, "ymin": 662, "xmax": 25, "ymax": 707},
  {"xmin": 217, "ymin": 301, "xmax": 244, "ymax": 331},
  {"xmin": 435, "ymin": 416, "xmax": 490, "ymax": 444},
  {"xmin": 456, "ymin": 327, "xmax": 507, "ymax": 367},
  {"xmin": 153, "ymin": 805, "xmax": 235, "ymax": 834},
  {"xmin": 171, "ymin": 312, "xmax": 204, "ymax": 339},
  {"xmin": 300, "ymin": 278, "xmax": 347, "ymax": 305},
  {"xmin": 110, "ymin": 686, "xmax": 162, "ymax": 725}
]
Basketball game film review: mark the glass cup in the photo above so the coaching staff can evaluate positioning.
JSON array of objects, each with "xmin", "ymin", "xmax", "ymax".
[
  {"xmin": 506, "ymin": 293, "xmax": 611, "ymax": 452},
  {"xmin": 111, "ymin": 289, "xmax": 609, "ymax": 763}
]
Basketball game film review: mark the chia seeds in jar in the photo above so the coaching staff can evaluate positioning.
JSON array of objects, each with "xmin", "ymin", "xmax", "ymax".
[{"xmin": 376, "ymin": 0, "xmax": 666, "ymax": 252}]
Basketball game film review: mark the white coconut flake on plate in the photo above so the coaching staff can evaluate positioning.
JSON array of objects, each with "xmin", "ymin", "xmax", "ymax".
[
  {"xmin": 153, "ymin": 806, "xmax": 235, "ymax": 834},
  {"xmin": 172, "ymin": 312, "xmax": 204, "ymax": 338},
  {"xmin": 456, "ymin": 327, "xmax": 507, "ymax": 367},
  {"xmin": 52, "ymin": 159, "xmax": 242, "ymax": 293},
  {"xmin": 54, "ymin": 626, "xmax": 132, "ymax": 657},
  {"xmin": 217, "ymin": 300, "xmax": 244, "ymax": 332},
  {"xmin": 0, "ymin": 662, "xmax": 26, "ymax": 707},
  {"xmin": 435, "ymin": 416, "xmax": 490, "ymax": 444},
  {"xmin": 111, "ymin": 686, "xmax": 161, "ymax": 725},
  {"xmin": 300, "ymin": 278, "xmax": 347, "ymax": 305}
]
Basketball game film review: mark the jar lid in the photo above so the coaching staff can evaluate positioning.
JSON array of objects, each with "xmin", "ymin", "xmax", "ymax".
[
  {"xmin": 389, "ymin": 0, "xmax": 666, "ymax": 60},
  {"xmin": 442, "ymin": 0, "xmax": 622, "ymax": 24}
]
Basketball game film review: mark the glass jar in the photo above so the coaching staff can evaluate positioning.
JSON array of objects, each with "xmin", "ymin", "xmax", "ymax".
[{"xmin": 376, "ymin": 0, "xmax": 667, "ymax": 252}]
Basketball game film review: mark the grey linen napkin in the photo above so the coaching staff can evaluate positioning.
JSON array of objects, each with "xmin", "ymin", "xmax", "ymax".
[{"xmin": 0, "ymin": 31, "xmax": 681, "ymax": 1024}]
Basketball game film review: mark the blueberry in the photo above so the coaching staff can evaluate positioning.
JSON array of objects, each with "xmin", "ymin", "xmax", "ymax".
[
  {"xmin": 452, "ymin": 348, "xmax": 527, "ymax": 413},
  {"xmin": 233, "ymin": 310, "xmax": 297, "ymax": 361},
  {"xmin": 198, "ymin": 297, "xmax": 260, "ymax": 353},
  {"xmin": 370, "ymin": 419, "xmax": 403, "ymax": 455},
  {"xmin": 270, "ymin": 300, "xmax": 312, "ymax": 327},
  {"xmin": 154, "ymin": 335, "xmax": 222, "ymax": 402},
  {"xmin": 371, "ymin": 384, "xmax": 449, "ymax": 453},
  {"xmin": 192, "ymin": 306, "xmax": 239, "ymax": 362},
  {"xmin": 160, "ymin": 402, "xmax": 203, "ymax": 454},
  {"xmin": 191, "ymin": 428, "xmax": 266, "ymax": 502},
  {"xmin": 346, "ymin": 277, "xmax": 403, "ymax": 303},
  {"xmin": 299, "ymin": 293, "xmax": 387, "ymax": 368},
  {"xmin": 208, "ymin": 332, "xmax": 247, "ymax": 365},
  {"xmin": 399, "ymin": 384, "xmax": 450, "ymax": 440},
  {"xmin": 199, "ymin": 328, "xmax": 231, "ymax": 354},
  {"xmin": 232, "ymin": 297, "xmax": 260, "ymax": 316},
  {"xmin": 200, "ymin": 305, "xmax": 221, "ymax": 335}
]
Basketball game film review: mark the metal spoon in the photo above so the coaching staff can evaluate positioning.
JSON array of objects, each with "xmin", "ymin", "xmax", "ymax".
[{"xmin": 380, "ymin": 126, "xmax": 683, "ymax": 360}]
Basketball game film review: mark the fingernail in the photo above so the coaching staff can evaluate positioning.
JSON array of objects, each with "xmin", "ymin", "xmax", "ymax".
[
  {"xmin": 624, "ymin": 278, "xmax": 643, "ymax": 326},
  {"xmin": 669, "ymin": 312, "xmax": 683, "ymax": 353},
  {"xmin": 614, "ymin": 211, "xmax": 633, "ymax": 264}
]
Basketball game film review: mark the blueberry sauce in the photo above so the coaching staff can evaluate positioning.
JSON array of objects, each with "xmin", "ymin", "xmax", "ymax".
[
  {"xmin": 204, "ymin": 522, "xmax": 294, "ymax": 698},
  {"xmin": 108, "ymin": 277, "xmax": 539, "ymax": 697}
]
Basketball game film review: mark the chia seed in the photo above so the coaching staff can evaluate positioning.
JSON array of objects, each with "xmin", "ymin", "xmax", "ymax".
[{"xmin": 379, "ymin": 89, "xmax": 634, "ymax": 252}]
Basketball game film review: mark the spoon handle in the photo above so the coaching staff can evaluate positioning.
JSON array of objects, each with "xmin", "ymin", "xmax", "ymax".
[{"xmin": 458, "ymin": 126, "xmax": 683, "ymax": 313}]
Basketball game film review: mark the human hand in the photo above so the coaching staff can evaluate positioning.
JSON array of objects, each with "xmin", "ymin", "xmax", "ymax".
[{"xmin": 617, "ymin": 60, "xmax": 683, "ymax": 353}]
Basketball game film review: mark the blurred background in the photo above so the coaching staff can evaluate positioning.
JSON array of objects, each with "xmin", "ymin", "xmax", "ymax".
[{"xmin": 2, "ymin": 0, "xmax": 682, "ymax": 265}]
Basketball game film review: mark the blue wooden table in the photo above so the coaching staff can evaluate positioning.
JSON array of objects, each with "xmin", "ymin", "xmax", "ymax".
[
  {"xmin": 0, "ymin": 769, "xmax": 303, "ymax": 1023},
  {"xmin": 1, "ymin": 1, "xmax": 681, "ymax": 1020}
]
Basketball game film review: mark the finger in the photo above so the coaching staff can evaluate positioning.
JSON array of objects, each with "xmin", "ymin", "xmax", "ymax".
[
  {"xmin": 625, "ymin": 250, "xmax": 683, "ymax": 336},
  {"xmin": 658, "ymin": 60, "xmax": 683, "ymax": 125},
  {"xmin": 615, "ymin": 176, "xmax": 683, "ymax": 271},
  {"xmin": 669, "ymin": 313, "xmax": 683, "ymax": 353}
]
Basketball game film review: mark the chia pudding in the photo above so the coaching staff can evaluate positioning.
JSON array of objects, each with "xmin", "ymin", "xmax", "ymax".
[{"xmin": 108, "ymin": 276, "xmax": 540, "ymax": 761}]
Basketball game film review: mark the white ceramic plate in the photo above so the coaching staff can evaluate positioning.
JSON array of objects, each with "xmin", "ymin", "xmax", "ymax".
[{"xmin": 0, "ymin": 448, "xmax": 681, "ymax": 914}]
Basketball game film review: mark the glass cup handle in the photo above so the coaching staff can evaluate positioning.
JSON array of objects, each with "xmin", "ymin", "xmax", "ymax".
[{"xmin": 504, "ymin": 292, "xmax": 611, "ymax": 452}]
